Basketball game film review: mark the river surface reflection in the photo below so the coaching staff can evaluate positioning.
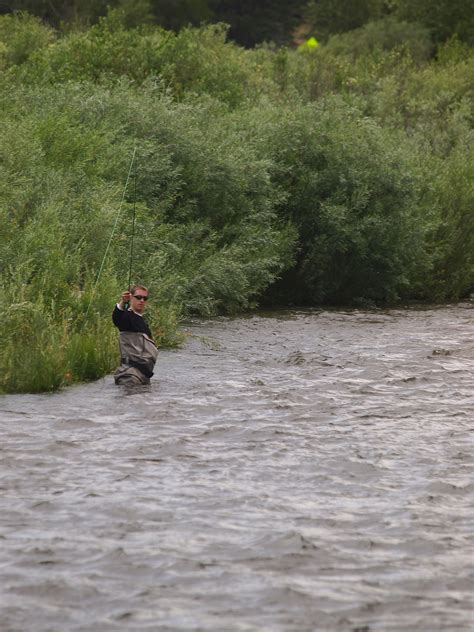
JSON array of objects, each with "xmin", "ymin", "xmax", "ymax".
[{"xmin": 1, "ymin": 304, "xmax": 473, "ymax": 631}]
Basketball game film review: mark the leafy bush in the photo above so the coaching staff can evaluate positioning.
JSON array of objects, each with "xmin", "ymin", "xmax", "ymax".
[
  {"xmin": 324, "ymin": 17, "xmax": 433, "ymax": 62},
  {"xmin": 246, "ymin": 97, "xmax": 429, "ymax": 305},
  {"xmin": 394, "ymin": 0, "xmax": 474, "ymax": 46},
  {"xmin": 15, "ymin": 15, "xmax": 276, "ymax": 107},
  {"xmin": 426, "ymin": 145, "xmax": 474, "ymax": 300},
  {"xmin": 0, "ymin": 12, "xmax": 54, "ymax": 68},
  {"xmin": 368, "ymin": 42, "xmax": 474, "ymax": 144}
]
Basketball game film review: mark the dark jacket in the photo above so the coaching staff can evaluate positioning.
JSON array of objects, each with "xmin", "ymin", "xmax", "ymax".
[{"xmin": 112, "ymin": 305, "xmax": 152, "ymax": 339}]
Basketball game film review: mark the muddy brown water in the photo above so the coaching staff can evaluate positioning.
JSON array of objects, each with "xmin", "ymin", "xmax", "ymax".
[{"xmin": 1, "ymin": 304, "xmax": 473, "ymax": 631}]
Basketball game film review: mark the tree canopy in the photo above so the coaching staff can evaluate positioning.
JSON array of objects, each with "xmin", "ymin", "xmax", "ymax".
[{"xmin": 3, "ymin": 0, "xmax": 473, "ymax": 46}]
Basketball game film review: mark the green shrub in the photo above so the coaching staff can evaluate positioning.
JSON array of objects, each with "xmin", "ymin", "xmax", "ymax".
[
  {"xmin": 324, "ymin": 17, "xmax": 433, "ymax": 62},
  {"xmin": 427, "ymin": 145, "xmax": 474, "ymax": 300},
  {"xmin": 0, "ymin": 12, "xmax": 54, "ymax": 68},
  {"xmin": 15, "ymin": 15, "xmax": 276, "ymax": 107},
  {"xmin": 368, "ymin": 45, "xmax": 474, "ymax": 150},
  {"xmin": 243, "ymin": 97, "xmax": 429, "ymax": 304}
]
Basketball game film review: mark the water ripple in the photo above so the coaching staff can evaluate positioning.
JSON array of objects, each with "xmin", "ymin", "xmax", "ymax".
[{"xmin": 0, "ymin": 304, "xmax": 473, "ymax": 631}]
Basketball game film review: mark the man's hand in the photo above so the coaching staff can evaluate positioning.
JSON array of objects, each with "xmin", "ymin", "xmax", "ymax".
[{"xmin": 120, "ymin": 291, "xmax": 131, "ymax": 308}]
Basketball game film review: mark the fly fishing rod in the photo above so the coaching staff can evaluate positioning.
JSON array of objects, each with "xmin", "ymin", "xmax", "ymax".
[
  {"xmin": 127, "ymin": 165, "xmax": 138, "ymax": 302},
  {"xmin": 84, "ymin": 146, "xmax": 137, "ymax": 322}
]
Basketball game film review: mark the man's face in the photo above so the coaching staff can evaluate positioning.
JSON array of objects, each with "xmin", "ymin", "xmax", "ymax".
[{"xmin": 131, "ymin": 290, "xmax": 148, "ymax": 313}]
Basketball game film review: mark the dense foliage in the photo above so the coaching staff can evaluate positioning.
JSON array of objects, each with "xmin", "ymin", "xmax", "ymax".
[
  {"xmin": 1, "ymin": 8, "xmax": 472, "ymax": 392},
  {"xmin": 3, "ymin": 0, "xmax": 473, "ymax": 47}
]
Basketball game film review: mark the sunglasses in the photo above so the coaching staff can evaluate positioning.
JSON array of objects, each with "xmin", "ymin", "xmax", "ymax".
[{"xmin": 132, "ymin": 294, "xmax": 148, "ymax": 301}]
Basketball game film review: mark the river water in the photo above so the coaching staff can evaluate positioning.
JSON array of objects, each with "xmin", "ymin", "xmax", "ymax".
[{"xmin": 1, "ymin": 304, "xmax": 473, "ymax": 631}]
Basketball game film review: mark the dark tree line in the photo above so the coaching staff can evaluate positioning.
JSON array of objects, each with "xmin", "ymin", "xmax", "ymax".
[
  {"xmin": 1, "ymin": 0, "xmax": 473, "ymax": 46},
  {"xmin": 0, "ymin": 0, "xmax": 306, "ymax": 46}
]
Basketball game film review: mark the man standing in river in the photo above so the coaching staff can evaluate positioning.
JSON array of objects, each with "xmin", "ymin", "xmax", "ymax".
[{"xmin": 112, "ymin": 285, "xmax": 158, "ymax": 385}]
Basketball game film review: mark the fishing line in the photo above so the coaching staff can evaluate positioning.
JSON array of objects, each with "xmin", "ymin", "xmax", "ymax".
[{"xmin": 84, "ymin": 146, "xmax": 137, "ymax": 322}]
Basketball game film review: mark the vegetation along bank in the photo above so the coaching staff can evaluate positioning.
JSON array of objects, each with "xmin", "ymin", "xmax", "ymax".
[{"xmin": 1, "ymin": 1, "xmax": 473, "ymax": 392}]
